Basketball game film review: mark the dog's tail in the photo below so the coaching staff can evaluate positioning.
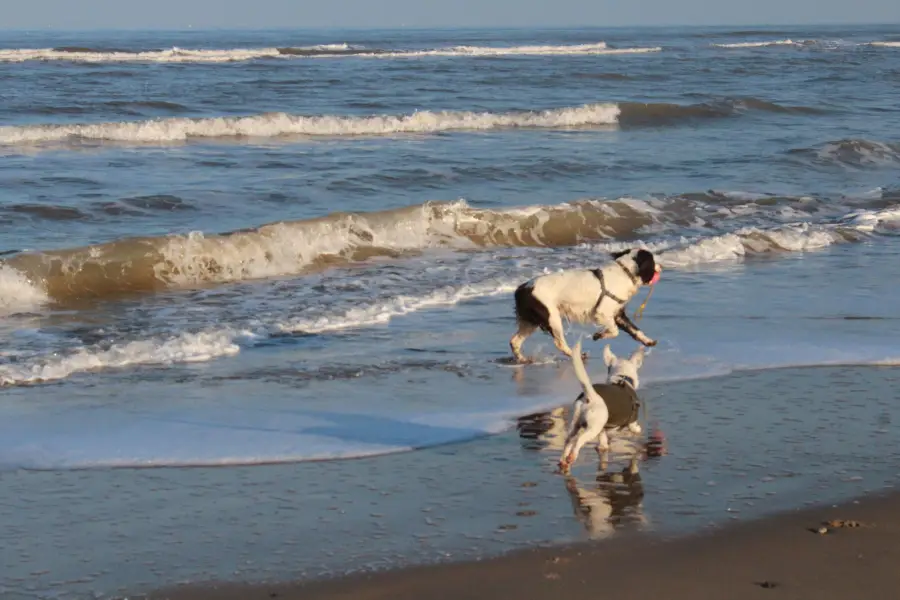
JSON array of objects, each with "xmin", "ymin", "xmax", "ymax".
[{"xmin": 572, "ymin": 339, "xmax": 603, "ymax": 405}]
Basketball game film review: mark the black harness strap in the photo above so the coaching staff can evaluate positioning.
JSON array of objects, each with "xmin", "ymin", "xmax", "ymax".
[
  {"xmin": 590, "ymin": 261, "xmax": 638, "ymax": 314},
  {"xmin": 611, "ymin": 375, "xmax": 636, "ymax": 389}
]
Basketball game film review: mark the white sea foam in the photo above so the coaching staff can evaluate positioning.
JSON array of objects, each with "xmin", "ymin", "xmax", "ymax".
[
  {"xmin": 0, "ymin": 42, "xmax": 658, "ymax": 63},
  {"xmin": 713, "ymin": 39, "xmax": 800, "ymax": 48},
  {"xmin": 815, "ymin": 139, "xmax": 900, "ymax": 166},
  {"xmin": 0, "ymin": 104, "xmax": 622, "ymax": 146},
  {"xmin": 0, "ymin": 265, "xmax": 50, "ymax": 315},
  {"xmin": 870, "ymin": 41, "xmax": 900, "ymax": 48},
  {"xmin": 658, "ymin": 223, "xmax": 846, "ymax": 267},
  {"xmin": 0, "ymin": 47, "xmax": 285, "ymax": 63},
  {"xmin": 0, "ymin": 279, "xmax": 519, "ymax": 386},
  {"xmin": 840, "ymin": 207, "xmax": 900, "ymax": 235},
  {"xmin": 377, "ymin": 43, "xmax": 661, "ymax": 58},
  {"xmin": 0, "ymin": 330, "xmax": 243, "ymax": 386},
  {"xmin": 276, "ymin": 279, "xmax": 520, "ymax": 334}
]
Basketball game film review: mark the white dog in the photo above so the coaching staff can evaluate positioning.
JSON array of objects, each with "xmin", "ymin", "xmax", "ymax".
[
  {"xmin": 510, "ymin": 248, "xmax": 660, "ymax": 364},
  {"xmin": 559, "ymin": 339, "xmax": 646, "ymax": 471}
]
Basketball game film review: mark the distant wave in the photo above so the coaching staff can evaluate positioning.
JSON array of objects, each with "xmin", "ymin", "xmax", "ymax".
[
  {"xmin": 0, "ymin": 97, "xmax": 822, "ymax": 147},
  {"xmin": 713, "ymin": 39, "xmax": 805, "ymax": 48},
  {"xmin": 0, "ymin": 104, "xmax": 621, "ymax": 145},
  {"xmin": 870, "ymin": 41, "xmax": 900, "ymax": 48},
  {"xmin": 788, "ymin": 138, "xmax": 900, "ymax": 167},
  {"xmin": 0, "ymin": 41, "xmax": 659, "ymax": 63},
  {"xmin": 617, "ymin": 97, "xmax": 822, "ymax": 126},
  {"xmin": 375, "ymin": 42, "xmax": 661, "ymax": 57}
]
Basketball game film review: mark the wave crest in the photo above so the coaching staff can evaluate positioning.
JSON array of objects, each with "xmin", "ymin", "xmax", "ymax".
[
  {"xmin": 0, "ymin": 41, "xmax": 658, "ymax": 63},
  {"xmin": 789, "ymin": 139, "xmax": 900, "ymax": 167},
  {"xmin": 713, "ymin": 39, "xmax": 803, "ymax": 48},
  {"xmin": 0, "ymin": 97, "xmax": 822, "ymax": 148},
  {"xmin": 0, "ymin": 104, "xmax": 621, "ymax": 146},
  {"xmin": 0, "ymin": 198, "xmax": 659, "ymax": 303},
  {"xmin": 2, "ymin": 191, "xmax": 897, "ymax": 310}
]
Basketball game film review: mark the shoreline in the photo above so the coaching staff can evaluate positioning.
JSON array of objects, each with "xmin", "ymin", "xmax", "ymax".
[{"xmin": 144, "ymin": 487, "xmax": 900, "ymax": 600}]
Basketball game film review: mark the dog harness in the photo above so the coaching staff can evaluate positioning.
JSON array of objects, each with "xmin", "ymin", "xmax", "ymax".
[
  {"xmin": 578, "ymin": 381, "xmax": 641, "ymax": 430},
  {"xmin": 590, "ymin": 261, "xmax": 640, "ymax": 312}
]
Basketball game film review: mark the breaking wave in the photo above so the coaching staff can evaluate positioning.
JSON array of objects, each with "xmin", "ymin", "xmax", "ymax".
[
  {"xmin": 788, "ymin": 139, "xmax": 900, "ymax": 167},
  {"xmin": 0, "ymin": 41, "xmax": 659, "ymax": 63},
  {"xmin": 1, "ymin": 196, "xmax": 899, "ymax": 386},
  {"xmin": 0, "ymin": 330, "xmax": 242, "ymax": 387},
  {"xmin": 713, "ymin": 39, "xmax": 805, "ymax": 48},
  {"xmin": 0, "ymin": 104, "xmax": 621, "ymax": 145},
  {"xmin": 656, "ymin": 223, "xmax": 862, "ymax": 267},
  {"xmin": 870, "ymin": 41, "xmax": 900, "ymax": 48},
  {"xmin": 2, "ymin": 192, "xmax": 898, "ymax": 313},
  {"xmin": 0, "ymin": 98, "xmax": 822, "ymax": 147}
]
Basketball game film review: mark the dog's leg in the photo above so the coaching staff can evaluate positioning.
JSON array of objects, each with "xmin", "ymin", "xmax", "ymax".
[
  {"xmin": 591, "ymin": 312, "xmax": 619, "ymax": 341},
  {"xmin": 594, "ymin": 429, "xmax": 611, "ymax": 469},
  {"xmin": 566, "ymin": 420, "xmax": 606, "ymax": 469},
  {"xmin": 560, "ymin": 404, "xmax": 585, "ymax": 470},
  {"xmin": 510, "ymin": 321, "xmax": 537, "ymax": 363},
  {"xmin": 597, "ymin": 429, "xmax": 610, "ymax": 451},
  {"xmin": 546, "ymin": 310, "xmax": 574, "ymax": 358},
  {"xmin": 614, "ymin": 310, "xmax": 657, "ymax": 347}
]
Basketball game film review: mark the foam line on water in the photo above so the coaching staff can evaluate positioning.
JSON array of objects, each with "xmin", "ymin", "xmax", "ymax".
[
  {"xmin": 0, "ymin": 330, "xmax": 244, "ymax": 386},
  {"xmin": 0, "ymin": 104, "xmax": 622, "ymax": 145},
  {"xmin": 0, "ymin": 42, "xmax": 660, "ymax": 63}
]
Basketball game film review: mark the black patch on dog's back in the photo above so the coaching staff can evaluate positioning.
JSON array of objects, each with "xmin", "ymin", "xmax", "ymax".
[
  {"xmin": 634, "ymin": 249, "xmax": 656, "ymax": 284},
  {"xmin": 577, "ymin": 383, "xmax": 640, "ymax": 428},
  {"xmin": 514, "ymin": 282, "xmax": 551, "ymax": 332}
]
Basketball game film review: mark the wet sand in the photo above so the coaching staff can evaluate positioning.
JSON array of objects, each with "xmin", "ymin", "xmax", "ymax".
[
  {"xmin": 147, "ymin": 489, "xmax": 900, "ymax": 600},
  {"xmin": 3, "ymin": 365, "xmax": 899, "ymax": 599}
]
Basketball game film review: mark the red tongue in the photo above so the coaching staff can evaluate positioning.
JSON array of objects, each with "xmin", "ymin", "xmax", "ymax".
[{"xmin": 649, "ymin": 271, "xmax": 661, "ymax": 285}]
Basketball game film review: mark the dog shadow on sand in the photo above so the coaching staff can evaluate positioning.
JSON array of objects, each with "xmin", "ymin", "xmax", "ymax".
[{"xmin": 517, "ymin": 408, "xmax": 664, "ymax": 540}]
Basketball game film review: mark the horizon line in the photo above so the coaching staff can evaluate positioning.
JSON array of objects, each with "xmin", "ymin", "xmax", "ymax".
[{"xmin": 0, "ymin": 21, "xmax": 897, "ymax": 33}]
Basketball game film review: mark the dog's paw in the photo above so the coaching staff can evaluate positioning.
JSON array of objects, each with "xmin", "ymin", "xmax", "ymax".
[
  {"xmin": 580, "ymin": 351, "xmax": 590, "ymax": 360},
  {"xmin": 591, "ymin": 332, "xmax": 604, "ymax": 341},
  {"xmin": 642, "ymin": 338, "xmax": 658, "ymax": 347}
]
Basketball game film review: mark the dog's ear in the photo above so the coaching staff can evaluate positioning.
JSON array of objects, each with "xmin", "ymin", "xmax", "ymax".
[
  {"xmin": 609, "ymin": 249, "xmax": 630, "ymax": 261},
  {"xmin": 603, "ymin": 344, "xmax": 616, "ymax": 367},
  {"xmin": 629, "ymin": 345, "xmax": 645, "ymax": 368},
  {"xmin": 634, "ymin": 249, "xmax": 657, "ymax": 284}
]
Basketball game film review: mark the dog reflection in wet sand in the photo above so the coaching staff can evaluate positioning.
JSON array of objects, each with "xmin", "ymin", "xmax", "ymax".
[{"xmin": 564, "ymin": 455, "xmax": 647, "ymax": 539}]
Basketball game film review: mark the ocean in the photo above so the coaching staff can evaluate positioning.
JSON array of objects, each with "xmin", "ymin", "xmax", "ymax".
[{"xmin": 1, "ymin": 24, "xmax": 899, "ymax": 468}]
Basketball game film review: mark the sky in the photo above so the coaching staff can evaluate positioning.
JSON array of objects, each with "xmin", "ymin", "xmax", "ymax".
[{"xmin": 3, "ymin": 0, "xmax": 899, "ymax": 30}]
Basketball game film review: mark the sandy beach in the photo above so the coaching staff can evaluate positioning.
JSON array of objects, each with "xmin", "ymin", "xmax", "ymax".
[{"xmin": 148, "ymin": 489, "xmax": 900, "ymax": 600}]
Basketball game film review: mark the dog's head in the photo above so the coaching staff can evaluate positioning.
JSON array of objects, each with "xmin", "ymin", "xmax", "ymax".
[
  {"xmin": 610, "ymin": 248, "xmax": 660, "ymax": 285},
  {"xmin": 602, "ymin": 344, "xmax": 644, "ymax": 389}
]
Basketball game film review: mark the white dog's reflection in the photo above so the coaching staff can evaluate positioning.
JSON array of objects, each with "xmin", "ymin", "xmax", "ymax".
[
  {"xmin": 517, "ymin": 408, "xmax": 664, "ymax": 539},
  {"xmin": 563, "ymin": 454, "xmax": 647, "ymax": 540}
]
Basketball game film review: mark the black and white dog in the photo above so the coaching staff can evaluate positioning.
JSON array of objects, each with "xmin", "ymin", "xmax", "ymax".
[
  {"xmin": 510, "ymin": 248, "xmax": 660, "ymax": 363},
  {"xmin": 559, "ymin": 339, "xmax": 646, "ymax": 471}
]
